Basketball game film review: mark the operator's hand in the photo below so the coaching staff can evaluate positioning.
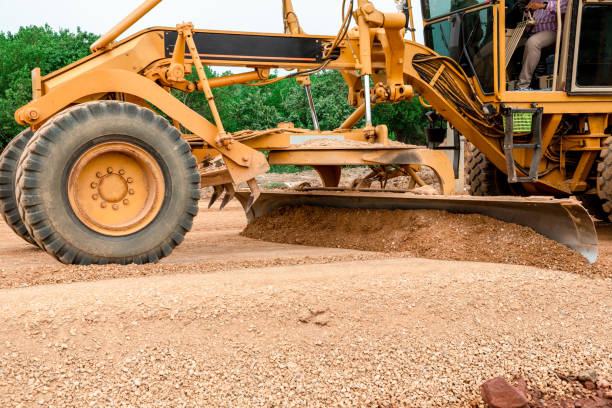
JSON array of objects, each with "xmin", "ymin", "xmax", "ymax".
[{"xmin": 525, "ymin": 1, "xmax": 547, "ymax": 10}]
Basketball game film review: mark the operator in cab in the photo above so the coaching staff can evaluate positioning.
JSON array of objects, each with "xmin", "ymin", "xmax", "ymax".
[{"xmin": 517, "ymin": 0, "xmax": 567, "ymax": 90}]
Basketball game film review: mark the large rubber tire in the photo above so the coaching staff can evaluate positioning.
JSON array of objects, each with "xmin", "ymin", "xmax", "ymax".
[
  {"xmin": 579, "ymin": 194, "xmax": 609, "ymax": 222},
  {"xmin": 597, "ymin": 136, "xmax": 612, "ymax": 222},
  {"xmin": 16, "ymin": 101, "xmax": 200, "ymax": 265},
  {"xmin": 0, "ymin": 128, "xmax": 38, "ymax": 245},
  {"xmin": 465, "ymin": 142, "xmax": 512, "ymax": 196}
]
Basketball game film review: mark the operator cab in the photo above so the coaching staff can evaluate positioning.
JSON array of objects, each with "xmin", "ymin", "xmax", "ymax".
[{"xmin": 420, "ymin": 0, "xmax": 612, "ymax": 94}]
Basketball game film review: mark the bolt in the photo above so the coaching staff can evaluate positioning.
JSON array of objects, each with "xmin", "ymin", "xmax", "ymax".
[
  {"xmin": 118, "ymin": 169, "xmax": 125, "ymax": 175},
  {"xmin": 112, "ymin": 204, "xmax": 119, "ymax": 211},
  {"xmin": 242, "ymin": 156, "xmax": 249, "ymax": 163},
  {"xmin": 123, "ymin": 199, "xmax": 129, "ymax": 205},
  {"xmin": 101, "ymin": 202, "xmax": 107, "ymax": 209},
  {"xmin": 129, "ymin": 189, "xmax": 135, "ymax": 195},
  {"xmin": 92, "ymin": 194, "xmax": 99, "ymax": 200},
  {"xmin": 96, "ymin": 172, "xmax": 103, "ymax": 178},
  {"xmin": 28, "ymin": 110, "xmax": 39, "ymax": 120},
  {"xmin": 127, "ymin": 177, "xmax": 134, "ymax": 184},
  {"xmin": 90, "ymin": 182, "xmax": 98, "ymax": 189},
  {"xmin": 107, "ymin": 167, "xmax": 113, "ymax": 174}
]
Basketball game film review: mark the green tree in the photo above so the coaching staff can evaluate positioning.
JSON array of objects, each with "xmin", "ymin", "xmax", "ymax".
[
  {"xmin": 0, "ymin": 25, "xmax": 98, "ymax": 147},
  {"xmin": 182, "ymin": 69, "xmax": 428, "ymax": 145}
]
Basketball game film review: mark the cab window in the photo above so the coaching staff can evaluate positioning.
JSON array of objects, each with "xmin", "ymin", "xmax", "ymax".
[
  {"xmin": 424, "ymin": 19, "xmax": 452, "ymax": 56},
  {"xmin": 462, "ymin": 7, "xmax": 495, "ymax": 93},
  {"xmin": 422, "ymin": 0, "xmax": 490, "ymax": 20},
  {"xmin": 575, "ymin": 4, "xmax": 612, "ymax": 87}
]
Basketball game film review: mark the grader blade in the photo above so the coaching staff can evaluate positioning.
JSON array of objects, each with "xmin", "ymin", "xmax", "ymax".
[{"xmin": 235, "ymin": 191, "xmax": 598, "ymax": 264}]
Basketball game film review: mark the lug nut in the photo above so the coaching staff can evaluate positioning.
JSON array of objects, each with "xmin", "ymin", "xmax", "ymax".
[
  {"xmin": 107, "ymin": 167, "xmax": 113, "ymax": 174},
  {"xmin": 101, "ymin": 202, "xmax": 107, "ymax": 208},
  {"xmin": 129, "ymin": 189, "xmax": 135, "ymax": 195},
  {"xmin": 91, "ymin": 182, "xmax": 98, "ymax": 189},
  {"xmin": 123, "ymin": 199, "xmax": 129, "ymax": 205},
  {"xmin": 92, "ymin": 194, "xmax": 99, "ymax": 200},
  {"xmin": 96, "ymin": 172, "xmax": 103, "ymax": 178},
  {"xmin": 118, "ymin": 169, "xmax": 125, "ymax": 175},
  {"xmin": 112, "ymin": 204, "xmax": 119, "ymax": 211},
  {"xmin": 27, "ymin": 108, "xmax": 40, "ymax": 121},
  {"xmin": 127, "ymin": 177, "xmax": 134, "ymax": 184}
]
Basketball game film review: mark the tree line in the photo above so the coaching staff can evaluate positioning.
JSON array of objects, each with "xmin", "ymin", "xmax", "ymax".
[{"xmin": 0, "ymin": 26, "xmax": 429, "ymax": 151}]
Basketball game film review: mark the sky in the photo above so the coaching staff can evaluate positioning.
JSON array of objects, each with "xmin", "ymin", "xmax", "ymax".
[{"xmin": 0, "ymin": 0, "xmax": 425, "ymax": 42}]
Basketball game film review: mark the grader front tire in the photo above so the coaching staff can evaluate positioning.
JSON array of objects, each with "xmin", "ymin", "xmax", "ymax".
[
  {"xmin": 597, "ymin": 136, "xmax": 612, "ymax": 222},
  {"xmin": 16, "ymin": 101, "xmax": 200, "ymax": 265},
  {"xmin": 0, "ymin": 128, "xmax": 38, "ymax": 246}
]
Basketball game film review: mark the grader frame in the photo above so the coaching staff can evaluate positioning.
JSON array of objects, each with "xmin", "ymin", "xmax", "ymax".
[{"xmin": 6, "ymin": 0, "xmax": 606, "ymax": 264}]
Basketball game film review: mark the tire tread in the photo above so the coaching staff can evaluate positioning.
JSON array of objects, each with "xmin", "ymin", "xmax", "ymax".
[
  {"xmin": 15, "ymin": 101, "xmax": 200, "ymax": 265},
  {"xmin": 0, "ymin": 129, "xmax": 38, "ymax": 245}
]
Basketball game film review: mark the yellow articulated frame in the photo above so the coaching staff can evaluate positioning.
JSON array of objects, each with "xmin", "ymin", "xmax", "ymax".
[{"xmin": 15, "ymin": 69, "xmax": 269, "ymax": 185}]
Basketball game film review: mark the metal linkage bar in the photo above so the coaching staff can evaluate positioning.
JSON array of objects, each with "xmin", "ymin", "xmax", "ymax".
[
  {"xmin": 304, "ymin": 85, "xmax": 320, "ymax": 130},
  {"xmin": 363, "ymin": 75, "xmax": 372, "ymax": 125},
  {"xmin": 180, "ymin": 24, "xmax": 232, "ymax": 148}
]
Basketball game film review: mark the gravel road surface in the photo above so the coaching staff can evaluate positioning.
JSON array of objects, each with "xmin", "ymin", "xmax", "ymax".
[{"xmin": 1, "ymin": 201, "xmax": 611, "ymax": 407}]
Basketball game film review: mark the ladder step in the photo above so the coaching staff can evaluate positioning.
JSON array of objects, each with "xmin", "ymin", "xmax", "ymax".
[
  {"xmin": 502, "ymin": 107, "xmax": 544, "ymax": 183},
  {"xmin": 511, "ymin": 143, "xmax": 539, "ymax": 149}
]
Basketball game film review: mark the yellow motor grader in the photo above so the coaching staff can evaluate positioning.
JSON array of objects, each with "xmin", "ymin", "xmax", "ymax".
[{"xmin": 1, "ymin": 0, "xmax": 609, "ymax": 265}]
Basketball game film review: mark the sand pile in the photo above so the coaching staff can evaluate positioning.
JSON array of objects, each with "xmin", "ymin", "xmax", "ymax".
[{"xmin": 242, "ymin": 206, "xmax": 608, "ymax": 276}]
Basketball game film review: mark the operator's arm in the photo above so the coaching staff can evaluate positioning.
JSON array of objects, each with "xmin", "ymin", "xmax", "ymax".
[{"xmin": 526, "ymin": 0, "xmax": 568, "ymax": 13}]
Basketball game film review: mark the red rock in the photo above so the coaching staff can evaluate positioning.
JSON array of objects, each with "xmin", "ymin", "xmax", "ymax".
[
  {"xmin": 574, "ymin": 398, "xmax": 592, "ymax": 408},
  {"xmin": 514, "ymin": 377, "xmax": 528, "ymax": 399},
  {"xmin": 585, "ymin": 381, "xmax": 597, "ymax": 390},
  {"xmin": 574, "ymin": 396, "xmax": 612, "ymax": 407},
  {"xmin": 603, "ymin": 391, "xmax": 612, "ymax": 399},
  {"xmin": 559, "ymin": 399, "xmax": 576, "ymax": 408},
  {"xmin": 481, "ymin": 377, "xmax": 529, "ymax": 408}
]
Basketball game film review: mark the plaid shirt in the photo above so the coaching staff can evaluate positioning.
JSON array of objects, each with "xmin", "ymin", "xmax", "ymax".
[{"xmin": 530, "ymin": 0, "xmax": 568, "ymax": 34}]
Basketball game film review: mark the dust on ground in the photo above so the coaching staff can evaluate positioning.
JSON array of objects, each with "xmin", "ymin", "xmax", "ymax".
[
  {"xmin": 242, "ymin": 205, "xmax": 612, "ymax": 279},
  {"xmin": 0, "ymin": 202, "xmax": 389, "ymax": 290}
]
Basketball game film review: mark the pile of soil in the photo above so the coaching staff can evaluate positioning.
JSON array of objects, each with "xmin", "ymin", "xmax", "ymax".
[{"xmin": 242, "ymin": 206, "xmax": 607, "ymax": 275}]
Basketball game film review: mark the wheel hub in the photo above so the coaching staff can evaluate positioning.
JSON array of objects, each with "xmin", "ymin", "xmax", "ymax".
[
  {"xmin": 97, "ymin": 172, "xmax": 129, "ymax": 203},
  {"xmin": 68, "ymin": 142, "xmax": 164, "ymax": 236}
]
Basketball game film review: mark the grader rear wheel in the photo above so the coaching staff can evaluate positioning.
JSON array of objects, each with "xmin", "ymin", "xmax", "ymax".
[
  {"xmin": 0, "ymin": 128, "xmax": 38, "ymax": 246},
  {"xmin": 465, "ymin": 143, "xmax": 511, "ymax": 196},
  {"xmin": 597, "ymin": 136, "xmax": 612, "ymax": 222},
  {"xmin": 16, "ymin": 101, "xmax": 200, "ymax": 265}
]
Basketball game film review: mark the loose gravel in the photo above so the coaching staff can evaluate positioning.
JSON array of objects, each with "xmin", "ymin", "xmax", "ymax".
[
  {"xmin": 1, "ymin": 259, "xmax": 611, "ymax": 407},
  {"xmin": 2, "ymin": 201, "xmax": 612, "ymax": 407},
  {"xmin": 242, "ymin": 205, "xmax": 612, "ymax": 279}
]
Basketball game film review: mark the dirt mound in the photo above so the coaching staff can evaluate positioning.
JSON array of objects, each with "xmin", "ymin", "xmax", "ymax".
[{"xmin": 242, "ymin": 206, "xmax": 607, "ymax": 275}]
